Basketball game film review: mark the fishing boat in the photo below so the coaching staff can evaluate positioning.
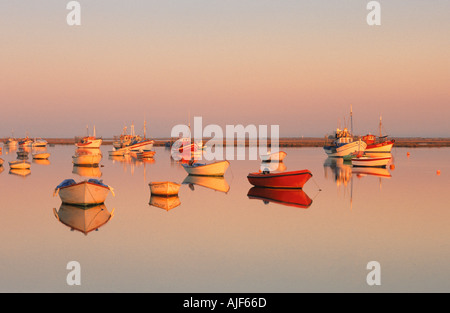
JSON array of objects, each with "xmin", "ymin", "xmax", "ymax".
[
  {"xmin": 182, "ymin": 175, "xmax": 230, "ymax": 193},
  {"xmin": 260, "ymin": 151, "xmax": 287, "ymax": 162},
  {"xmin": 54, "ymin": 179, "xmax": 114, "ymax": 206},
  {"xmin": 149, "ymin": 195, "xmax": 181, "ymax": 211},
  {"xmin": 247, "ymin": 169, "xmax": 312, "ymax": 189},
  {"xmin": 5, "ymin": 138, "xmax": 18, "ymax": 146},
  {"xmin": 182, "ymin": 160, "xmax": 230, "ymax": 176},
  {"xmin": 9, "ymin": 160, "xmax": 31, "ymax": 169},
  {"xmin": 247, "ymin": 187, "xmax": 313, "ymax": 209},
  {"xmin": 53, "ymin": 204, "xmax": 115, "ymax": 235},
  {"xmin": 113, "ymin": 123, "xmax": 154, "ymax": 151},
  {"xmin": 323, "ymin": 128, "xmax": 367, "ymax": 157},
  {"xmin": 27, "ymin": 138, "xmax": 48, "ymax": 148},
  {"xmin": 362, "ymin": 116, "xmax": 395, "ymax": 155},
  {"xmin": 351, "ymin": 155, "xmax": 392, "ymax": 168},
  {"xmin": 32, "ymin": 152, "xmax": 50, "ymax": 159},
  {"xmin": 149, "ymin": 181, "xmax": 181, "ymax": 196},
  {"xmin": 18, "ymin": 137, "xmax": 33, "ymax": 147},
  {"xmin": 76, "ymin": 126, "xmax": 102, "ymax": 148}
]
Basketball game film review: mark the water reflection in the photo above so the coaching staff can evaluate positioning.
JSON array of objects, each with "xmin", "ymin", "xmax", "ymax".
[
  {"xmin": 9, "ymin": 168, "xmax": 31, "ymax": 177},
  {"xmin": 182, "ymin": 175, "xmax": 230, "ymax": 193},
  {"xmin": 72, "ymin": 165, "xmax": 102, "ymax": 178},
  {"xmin": 33, "ymin": 159, "xmax": 51, "ymax": 166},
  {"xmin": 323, "ymin": 157, "xmax": 352, "ymax": 186},
  {"xmin": 247, "ymin": 187, "xmax": 312, "ymax": 209},
  {"xmin": 149, "ymin": 195, "xmax": 181, "ymax": 211},
  {"xmin": 53, "ymin": 203, "xmax": 115, "ymax": 235}
]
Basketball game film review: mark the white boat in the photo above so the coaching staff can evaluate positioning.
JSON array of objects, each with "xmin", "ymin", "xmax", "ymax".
[
  {"xmin": 54, "ymin": 179, "xmax": 114, "ymax": 206},
  {"xmin": 9, "ymin": 160, "xmax": 31, "ymax": 169},
  {"xmin": 182, "ymin": 160, "xmax": 230, "ymax": 176},
  {"xmin": 76, "ymin": 136, "xmax": 103, "ymax": 149},
  {"xmin": 108, "ymin": 148, "xmax": 129, "ymax": 156},
  {"xmin": 149, "ymin": 181, "xmax": 181, "ymax": 196},
  {"xmin": 324, "ymin": 129, "xmax": 367, "ymax": 158},
  {"xmin": 260, "ymin": 151, "xmax": 287, "ymax": 162},
  {"xmin": 351, "ymin": 155, "xmax": 392, "ymax": 168},
  {"xmin": 30, "ymin": 138, "xmax": 48, "ymax": 148},
  {"xmin": 32, "ymin": 152, "xmax": 50, "ymax": 159}
]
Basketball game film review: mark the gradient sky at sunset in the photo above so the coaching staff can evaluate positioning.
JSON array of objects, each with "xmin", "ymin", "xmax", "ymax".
[{"xmin": 1, "ymin": 0, "xmax": 449, "ymax": 138}]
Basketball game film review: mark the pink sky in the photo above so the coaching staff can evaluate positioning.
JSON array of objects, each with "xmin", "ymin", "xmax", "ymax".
[{"xmin": 1, "ymin": 1, "xmax": 449, "ymax": 138}]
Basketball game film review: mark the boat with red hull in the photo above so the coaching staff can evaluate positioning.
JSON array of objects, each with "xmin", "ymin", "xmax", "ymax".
[
  {"xmin": 247, "ymin": 187, "xmax": 312, "ymax": 209},
  {"xmin": 247, "ymin": 169, "xmax": 312, "ymax": 189}
]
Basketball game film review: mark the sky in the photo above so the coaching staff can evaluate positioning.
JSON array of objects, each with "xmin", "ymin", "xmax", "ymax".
[{"xmin": 1, "ymin": 0, "xmax": 449, "ymax": 138}]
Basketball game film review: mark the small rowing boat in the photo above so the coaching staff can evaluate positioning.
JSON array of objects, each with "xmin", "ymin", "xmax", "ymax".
[
  {"xmin": 351, "ymin": 155, "xmax": 392, "ymax": 168},
  {"xmin": 247, "ymin": 169, "xmax": 312, "ymax": 189},
  {"xmin": 182, "ymin": 160, "xmax": 230, "ymax": 176},
  {"xmin": 32, "ymin": 152, "xmax": 50, "ymax": 160},
  {"xmin": 54, "ymin": 179, "xmax": 114, "ymax": 206},
  {"xmin": 149, "ymin": 181, "xmax": 181, "ymax": 196}
]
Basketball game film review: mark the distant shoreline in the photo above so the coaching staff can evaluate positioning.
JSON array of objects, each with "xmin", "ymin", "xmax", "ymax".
[{"xmin": 2, "ymin": 137, "xmax": 450, "ymax": 147}]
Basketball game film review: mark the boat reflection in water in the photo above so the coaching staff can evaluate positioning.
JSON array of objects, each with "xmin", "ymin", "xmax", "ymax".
[
  {"xmin": 247, "ymin": 187, "xmax": 312, "ymax": 209},
  {"xmin": 33, "ymin": 158, "xmax": 51, "ymax": 166},
  {"xmin": 352, "ymin": 166, "xmax": 392, "ymax": 179},
  {"xmin": 149, "ymin": 195, "xmax": 181, "ymax": 211},
  {"xmin": 323, "ymin": 157, "xmax": 352, "ymax": 186},
  {"xmin": 9, "ymin": 168, "xmax": 31, "ymax": 177},
  {"xmin": 182, "ymin": 175, "xmax": 230, "ymax": 193},
  {"xmin": 72, "ymin": 165, "xmax": 102, "ymax": 178},
  {"xmin": 53, "ymin": 203, "xmax": 114, "ymax": 235}
]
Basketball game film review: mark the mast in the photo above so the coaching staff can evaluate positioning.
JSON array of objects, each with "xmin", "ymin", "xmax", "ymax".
[
  {"xmin": 350, "ymin": 104, "xmax": 353, "ymax": 136},
  {"xmin": 379, "ymin": 115, "xmax": 382, "ymax": 137},
  {"xmin": 143, "ymin": 120, "xmax": 147, "ymax": 139}
]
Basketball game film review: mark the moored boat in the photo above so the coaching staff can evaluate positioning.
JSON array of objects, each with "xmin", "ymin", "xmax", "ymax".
[
  {"xmin": 54, "ymin": 179, "xmax": 114, "ymax": 206},
  {"xmin": 76, "ymin": 136, "xmax": 103, "ymax": 149},
  {"xmin": 136, "ymin": 150, "xmax": 156, "ymax": 159},
  {"xmin": 182, "ymin": 160, "xmax": 230, "ymax": 176},
  {"xmin": 362, "ymin": 116, "xmax": 395, "ymax": 155},
  {"xmin": 323, "ymin": 128, "xmax": 367, "ymax": 157},
  {"xmin": 247, "ymin": 169, "xmax": 312, "ymax": 189},
  {"xmin": 351, "ymin": 155, "xmax": 392, "ymax": 168},
  {"xmin": 149, "ymin": 181, "xmax": 181, "ymax": 196}
]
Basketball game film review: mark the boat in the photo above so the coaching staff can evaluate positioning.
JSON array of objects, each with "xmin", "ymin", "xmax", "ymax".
[
  {"xmin": 260, "ymin": 151, "xmax": 287, "ymax": 162},
  {"xmin": 54, "ymin": 179, "xmax": 114, "ymax": 206},
  {"xmin": 108, "ymin": 148, "xmax": 129, "ymax": 157},
  {"xmin": 5, "ymin": 138, "xmax": 18, "ymax": 146},
  {"xmin": 247, "ymin": 169, "xmax": 312, "ymax": 189},
  {"xmin": 9, "ymin": 160, "xmax": 31, "ymax": 170},
  {"xmin": 53, "ymin": 204, "xmax": 115, "ymax": 235},
  {"xmin": 182, "ymin": 175, "xmax": 230, "ymax": 193},
  {"xmin": 149, "ymin": 181, "xmax": 181, "ymax": 196},
  {"xmin": 18, "ymin": 137, "xmax": 33, "ymax": 147},
  {"xmin": 247, "ymin": 187, "xmax": 313, "ymax": 209},
  {"xmin": 259, "ymin": 161, "xmax": 287, "ymax": 173},
  {"xmin": 323, "ymin": 128, "xmax": 367, "ymax": 157},
  {"xmin": 136, "ymin": 150, "xmax": 156, "ymax": 159},
  {"xmin": 182, "ymin": 160, "xmax": 230, "ymax": 176},
  {"xmin": 32, "ymin": 152, "xmax": 50, "ymax": 159},
  {"xmin": 351, "ymin": 155, "xmax": 392, "ymax": 168},
  {"xmin": 76, "ymin": 126, "xmax": 102, "ymax": 148},
  {"xmin": 149, "ymin": 195, "xmax": 181, "ymax": 211},
  {"xmin": 362, "ymin": 116, "xmax": 395, "ymax": 155},
  {"xmin": 113, "ymin": 123, "xmax": 154, "ymax": 151}
]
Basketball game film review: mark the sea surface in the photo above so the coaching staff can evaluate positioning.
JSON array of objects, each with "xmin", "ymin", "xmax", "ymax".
[{"xmin": 0, "ymin": 145, "xmax": 449, "ymax": 292}]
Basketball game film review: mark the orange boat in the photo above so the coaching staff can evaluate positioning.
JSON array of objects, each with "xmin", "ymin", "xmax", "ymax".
[{"xmin": 247, "ymin": 169, "xmax": 312, "ymax": 189}]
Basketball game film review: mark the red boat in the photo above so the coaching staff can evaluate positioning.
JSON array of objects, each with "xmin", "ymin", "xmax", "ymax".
[
  {"xmin": 247, "ymin": 187, "xmax": 312, "ymax": 209},
  {"xmin": 247, "ymin": 169, "xmax": 312, "ymax": 189}
]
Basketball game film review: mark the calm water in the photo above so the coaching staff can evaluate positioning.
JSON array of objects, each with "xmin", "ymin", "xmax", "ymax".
[{"xmin": 0, "ymin": 145, "xmax": 449, "ymax": 292}]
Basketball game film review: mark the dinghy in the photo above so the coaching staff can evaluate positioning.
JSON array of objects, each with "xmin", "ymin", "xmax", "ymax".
[
  {"xmin": 351, "ymin": 155, "xmax": 392, "ymax": 168},
  {"xmin": 149, "ymin": 181, "xmax": 181, "ymax": 196},
  {"xmin": 182, "ymin": 160, "xmax": 230, "ymax": 176},
  {"xmin": 247, "ymin": 169, "xmax": 312, "ymax": 189},
  {"xmin": 260, "ymin": 151, "xmax": 287, "ymax": 162},
  {"xmin": 54, "ymin": 179, "xmax": 114, "ymax": 206},
  {"xmin": 32, "ymin": 152, "xmax": 50, "ymax": 159}
]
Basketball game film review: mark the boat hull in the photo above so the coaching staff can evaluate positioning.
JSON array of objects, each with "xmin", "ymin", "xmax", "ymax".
[
  {"xmin": 351, "ymin": 156, "xmax": 392, "ymax": 168},
  {"xmin": 324, "ymin": 140, "xmax": 367, "ymax": 157},
  {"xmin": 182, "ymin": 160, "xmax": 230, "ymax": 176},
  {"xmin": 247, "ymin": 170, "xmax": 312, "ymax": 189},
  {"xmin": 128, "ymin": 140, "xmax": 154, "ymax": 152},
  {"xmin": 149, "ymin": 182, "xmax": 181, "ymax": 196},
  {"xmin": 364, "ymin": 140, "xmax": 395, "ymax": 155},
  {"xmin": 76, "ymin": 138, "xmax": 103, "ymax": 149},
  {"xmin": 57, "ymin": 181, "xmax": 111, "ymax": 205},
  {"xmin": 33, "ymin": 153, "xmax": 50, "ymax": 159}
]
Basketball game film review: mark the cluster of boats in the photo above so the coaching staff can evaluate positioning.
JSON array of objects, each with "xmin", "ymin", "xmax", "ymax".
[{"xmin": 0, "ymin": 136, "xmax": 51, "ymax": 176}]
